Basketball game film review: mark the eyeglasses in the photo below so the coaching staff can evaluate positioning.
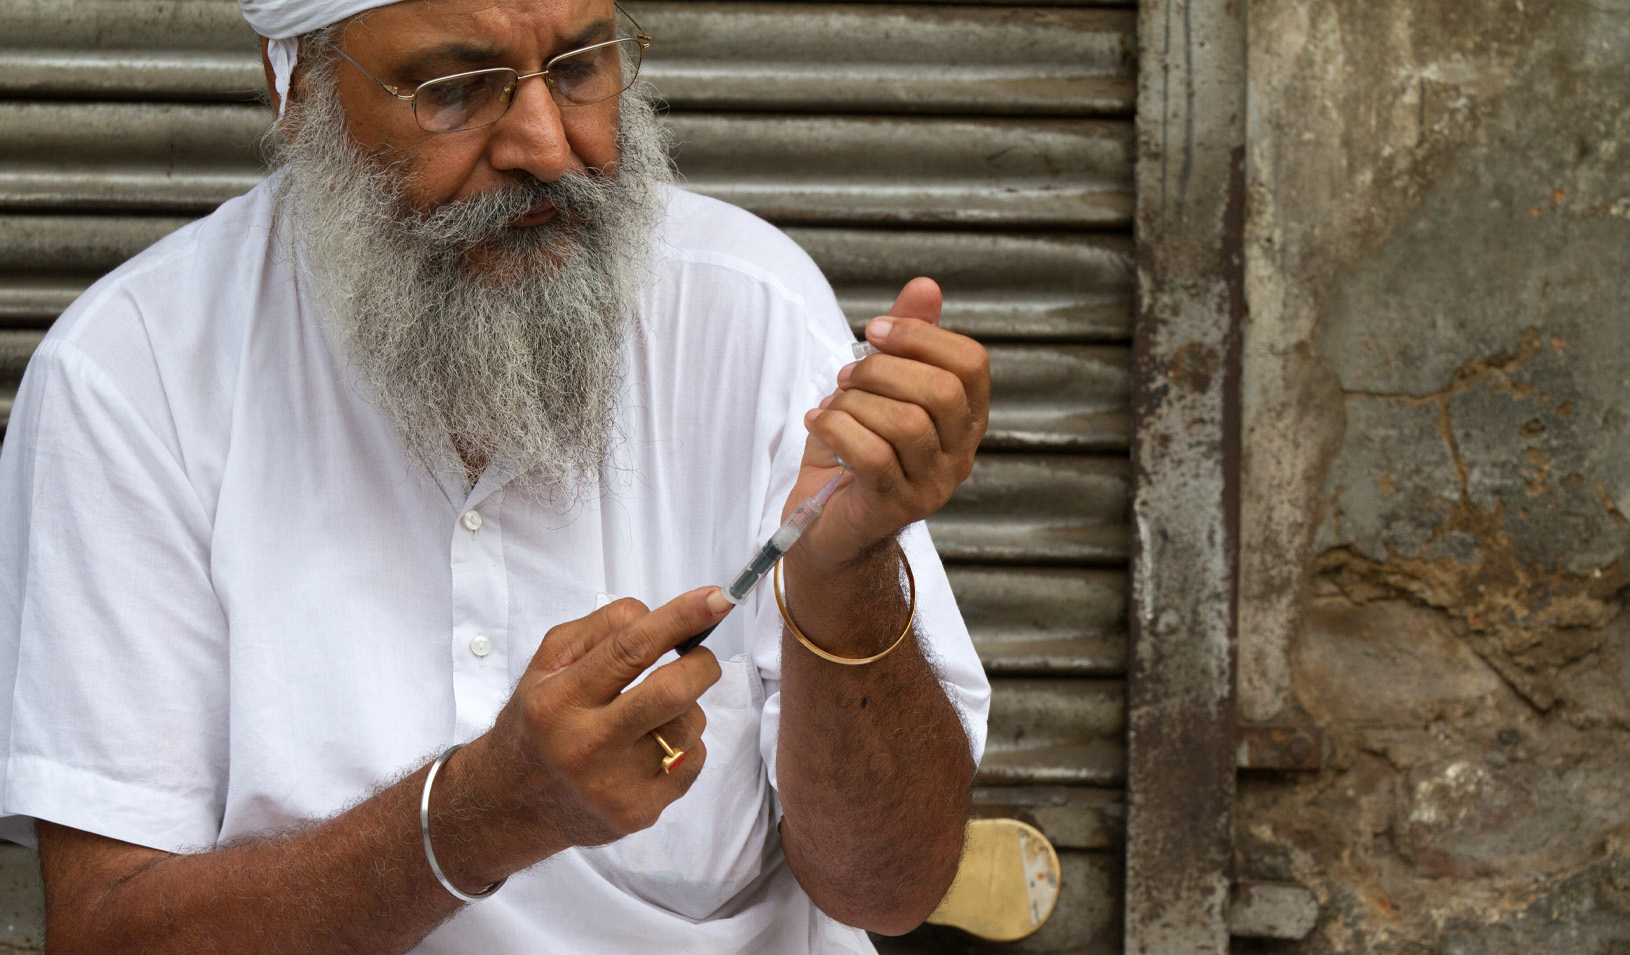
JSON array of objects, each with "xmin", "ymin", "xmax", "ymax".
[{"xmin": 322, "ymin": 7, "xmax": 652, "ymax": 133}]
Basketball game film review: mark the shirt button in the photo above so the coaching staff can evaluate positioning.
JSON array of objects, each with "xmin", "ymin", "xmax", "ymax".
[
  {"xmin": 461, "ymin": 510, "xmax": 483, "ymax": 531},
  {"xmin": 469, "ymin": 634, "xmax": 493, "ymax": 658}
]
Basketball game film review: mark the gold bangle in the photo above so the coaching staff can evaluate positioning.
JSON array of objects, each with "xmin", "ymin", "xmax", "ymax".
[{"xmin": 772, "ymin": 554, "xmax": 916, "ymax": 665}]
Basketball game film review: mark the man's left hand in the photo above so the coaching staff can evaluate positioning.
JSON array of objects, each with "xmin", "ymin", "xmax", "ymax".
[
  {"xmin": 792, "ymin": 276, "xmax": 990, "ymax": 571},
  {"xmin": 772, "ymin": 276, "xmax": 985, "ymax": 932}
]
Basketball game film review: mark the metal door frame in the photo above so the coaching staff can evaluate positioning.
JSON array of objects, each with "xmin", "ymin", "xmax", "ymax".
[{"xmin": 1126, "ymin": 0, "xmax": 1246, "ymax": 950}]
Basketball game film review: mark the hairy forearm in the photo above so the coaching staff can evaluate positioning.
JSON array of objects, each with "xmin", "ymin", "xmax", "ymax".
[
  {"xmin": 775, "ymin": 543, "xmax": 974, "ymax": 935},
  {"xmin": 41, "ymin": 739, "xmax": 551, "ymax": 954}
]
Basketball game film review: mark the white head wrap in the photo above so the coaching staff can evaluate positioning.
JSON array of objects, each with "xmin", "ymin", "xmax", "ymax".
[{"xmin": 240, "ymin": 0, "xmax": 401, "ymax": 116}]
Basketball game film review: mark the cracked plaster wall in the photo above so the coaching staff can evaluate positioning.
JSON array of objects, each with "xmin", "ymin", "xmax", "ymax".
[{"xmin": 1239, "ymin": 0, "xmax": 1630, "ymax": 949}]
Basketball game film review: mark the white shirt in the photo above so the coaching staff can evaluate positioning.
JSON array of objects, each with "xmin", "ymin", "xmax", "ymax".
[{"xmin": 0, "ymin": 180, "xmax": 989, "ymax": 953}]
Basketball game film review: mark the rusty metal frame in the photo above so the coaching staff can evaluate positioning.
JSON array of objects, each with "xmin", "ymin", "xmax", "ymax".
[{"xmin": 1125, "ymin": 0, "xmax": 1246, "ymax": 950}]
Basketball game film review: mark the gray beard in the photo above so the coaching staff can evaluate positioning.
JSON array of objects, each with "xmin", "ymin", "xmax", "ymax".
[{"xmin": 269, "ymin": 57, "xmax": 673, "ymax": 499}]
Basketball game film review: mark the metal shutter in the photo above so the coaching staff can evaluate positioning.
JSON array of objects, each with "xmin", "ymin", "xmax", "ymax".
[{"xmin": 0, "ymin": 3, "xmax": 1135, "ymax": 951}]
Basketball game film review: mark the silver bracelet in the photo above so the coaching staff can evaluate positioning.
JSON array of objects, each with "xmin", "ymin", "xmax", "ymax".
[{"xmin": 421, "ymin": 744, "xmax": 507, "ymax": 903}]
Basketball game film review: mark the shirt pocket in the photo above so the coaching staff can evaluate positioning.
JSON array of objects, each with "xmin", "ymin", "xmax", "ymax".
[{"xmin": 575, "ymin": 653, "xmax": 775, "ymax": 921}]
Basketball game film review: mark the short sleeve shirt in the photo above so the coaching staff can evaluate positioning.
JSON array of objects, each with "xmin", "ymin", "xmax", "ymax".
[{"xmin": 0, "ymin": 180, "xmax": 990, "ymax": 954}]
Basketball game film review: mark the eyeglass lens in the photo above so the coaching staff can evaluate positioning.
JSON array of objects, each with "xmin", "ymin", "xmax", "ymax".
[
  {"xmin": 414, "ymin": 71, "xmax": 514, "ymax": 131},
  {"xmin": 412, "ymin": 39, "xmax": 644, "ymax": 132}
]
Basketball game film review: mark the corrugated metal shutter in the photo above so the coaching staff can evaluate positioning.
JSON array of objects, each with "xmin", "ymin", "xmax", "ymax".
[{"xmin": 0, "ymin": 2, "xmax": 1134, "ymax": 951}]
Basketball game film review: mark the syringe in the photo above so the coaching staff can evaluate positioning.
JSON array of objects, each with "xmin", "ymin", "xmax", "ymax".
[
  {"xmin": 676, "ymin": 470, "xmax": 844, "ymax": 656},
  {"xmin": 675, "ymin": 338, "xmax": 877, "ymax": 656},
  {"xmin": 725, "ymin": 472, "xmax": 842, "ymax": 604}
]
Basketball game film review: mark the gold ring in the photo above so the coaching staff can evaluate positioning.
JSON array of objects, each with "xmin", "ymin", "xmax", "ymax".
[{"xmin": 651, "ymin": 732, "xmax": 685, "ymax": 774}]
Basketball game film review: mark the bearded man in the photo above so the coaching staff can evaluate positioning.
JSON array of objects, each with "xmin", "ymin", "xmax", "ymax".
[{"xmin": 0, "ymin": 0, "xmax": 992, "ymax": 951}]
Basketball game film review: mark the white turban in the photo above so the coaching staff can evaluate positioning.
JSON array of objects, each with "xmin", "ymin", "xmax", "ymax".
[{"xmin": 240, "ymin": 0, "xmax": 401, "ymax": 116}]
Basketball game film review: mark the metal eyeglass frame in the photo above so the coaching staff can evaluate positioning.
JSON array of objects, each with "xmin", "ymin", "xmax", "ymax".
[{"xmin": 319, "ymin": 5, "xmax": 652, "ymax": 132}]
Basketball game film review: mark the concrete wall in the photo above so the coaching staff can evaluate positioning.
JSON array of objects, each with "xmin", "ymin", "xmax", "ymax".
[{"xmin": 1238, "ymin": 0, "xmax": 1630, "ymax": 949}]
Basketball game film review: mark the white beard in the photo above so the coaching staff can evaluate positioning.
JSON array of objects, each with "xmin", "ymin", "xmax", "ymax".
[{"xmin": 270, "ymin": 54, "xmax": 673, "ymax": 500}]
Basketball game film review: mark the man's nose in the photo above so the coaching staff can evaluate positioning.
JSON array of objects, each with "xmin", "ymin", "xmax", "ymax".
[{"xmin": 486, "ymin": 78, "xmax": 575, "ymax": 181}]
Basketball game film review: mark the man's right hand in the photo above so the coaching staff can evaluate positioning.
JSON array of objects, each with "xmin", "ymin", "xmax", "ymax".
[
  {"xmin": 444, "ymin": 587, "xmax": 731, "ymax": 874},
  {"xmin": 36, "ymin": 587, "xmax": 732, "ymax": 953}
]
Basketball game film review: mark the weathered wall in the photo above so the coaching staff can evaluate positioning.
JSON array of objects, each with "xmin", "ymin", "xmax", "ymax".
[{"xmin": 1238, "ymin": 0, "xmax": 1630, "ymax": 949}]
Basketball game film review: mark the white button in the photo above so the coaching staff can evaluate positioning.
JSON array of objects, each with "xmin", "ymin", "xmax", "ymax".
[
  {"xmin": 461, "ymin": 510, "xmax": 483, "ymax": 531},
  {"xmin": 469, "ymin": 634, "xmax": 493, "ymax": 658}
]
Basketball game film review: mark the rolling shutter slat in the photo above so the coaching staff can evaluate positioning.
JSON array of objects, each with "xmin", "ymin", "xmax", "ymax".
[
  {"xmin": 2, "ymin": 2, "xmax": 1133, "ymax": 115},
  {"xmin": 0, "ymin": 104, "xmax": 1134, "ymax": 227},
  {"xmin": 951, "ymin": 567, "xmax": 1127, "ymax": 675},
  {"xmin": 928, "ymin": 455, "xmax": 1130, "ymax": 564},
  {"xmin": 0, "ymin": 219, "xmax": 1137, "ymax": 341}
]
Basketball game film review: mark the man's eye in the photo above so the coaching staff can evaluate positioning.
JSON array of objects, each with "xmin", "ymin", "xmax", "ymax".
[
  {"xmin": 551, "ymin": 50, "xmax": 607, "ymax": 87},
  {"xmin": 421, "ymin": 74, "xmax": 504, "ymax": 109},
  {"xmin": 422, "ymin": 79, "xmax": 473, "ymax": 107}
]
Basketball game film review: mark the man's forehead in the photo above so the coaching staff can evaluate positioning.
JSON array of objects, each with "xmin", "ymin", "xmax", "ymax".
[{"xmin": 343, "ymin": 0, "xmax": 617, "ymax": 54}]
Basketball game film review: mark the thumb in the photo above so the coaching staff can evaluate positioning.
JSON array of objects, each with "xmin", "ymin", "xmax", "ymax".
[{"xmin": 889, "ymin": 276, "xmax": 943, "ymax": 326}]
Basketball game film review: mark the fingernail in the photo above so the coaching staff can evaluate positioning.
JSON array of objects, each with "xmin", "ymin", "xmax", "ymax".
[
  {"xmin": 868, "ymin": 318, "xmax": 893, "ymax": 341},
  {"xmin": 818, "ymin": 394, "xmax": 834, "ymax": 409},
  {"xmin": 803, "ymin": 408, "xmax": 820, "ymax": 427},
  {"xmin": 706, "ymin": 588, "xmax": 733, "ymax": 614},
  {"xmin": 837, "ymin": 361, "xmax": 856, "ymax": 385}
]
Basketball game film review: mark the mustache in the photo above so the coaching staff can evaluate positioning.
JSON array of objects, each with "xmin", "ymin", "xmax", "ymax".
[{"xmin": 410, "ymin": 169, "xmax": 616, "ymax": 250}]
